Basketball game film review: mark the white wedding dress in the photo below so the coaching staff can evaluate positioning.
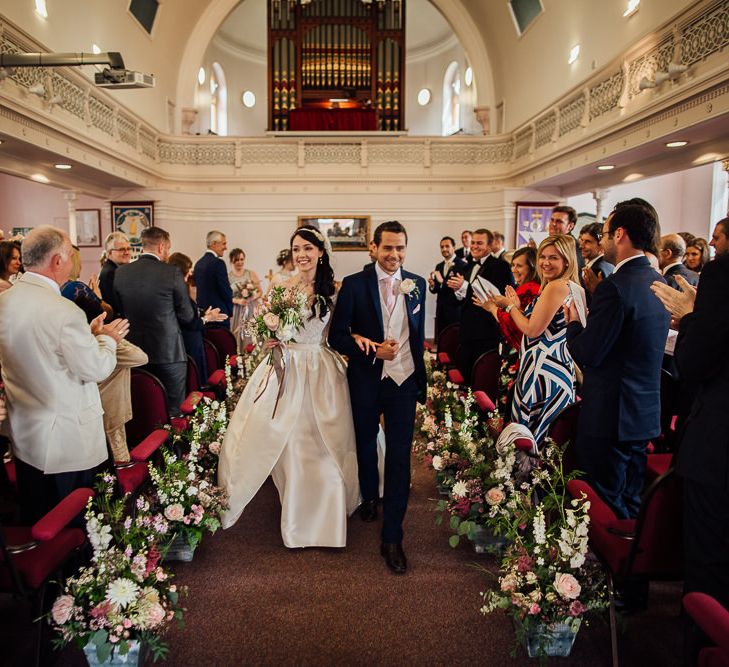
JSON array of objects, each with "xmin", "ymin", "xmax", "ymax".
[{"xmin": 218, "ymin": 309, "xmax": 360, "ymax": 548}]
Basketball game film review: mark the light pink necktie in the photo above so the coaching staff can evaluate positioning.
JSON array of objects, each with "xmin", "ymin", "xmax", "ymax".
[{"xmin": 383, "ymin": 275, "xmax": 396, "ymax": 313}]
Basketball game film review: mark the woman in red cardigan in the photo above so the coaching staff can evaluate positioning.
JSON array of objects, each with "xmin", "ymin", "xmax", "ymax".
[{"xmin": 475, "ymin": 246, "xmax": 540, "ymax": 414}]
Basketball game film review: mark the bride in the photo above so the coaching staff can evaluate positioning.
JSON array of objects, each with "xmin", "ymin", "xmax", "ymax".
[{"xmin": 218, "ymin": 225, "xmax": 360, "ymax": 547}]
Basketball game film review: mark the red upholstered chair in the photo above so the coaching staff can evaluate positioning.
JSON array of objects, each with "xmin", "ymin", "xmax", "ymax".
[
  {"xmin": 567, "ymin": 469, "xmax": 683, "ymax": 666},
  {"xmin": 181, "ymin": 356, "xmax": 216, "ymax": 415},
  {"xmin": 128, "ymin": 369, "xmax": 187, "ymax": 445},
  {"xmin": 470, "ymin": 349, "xmax": 500, "ymax": 399},
  {"xmin": 447, "ymin": 368, "xmax": 465, "ymax": 385},
  {"xmin": 203, "ymin": 339, "xmax": 227, "ymax": 398},
  {"xmin": 436, "ymin": 323, "xmax": 459, "ymax": 367},
  {"xmin": 683, "ymin": 593, "xmax": 729, "ymax": 667},
  {"xmin": 473, "ymin": 390, "xmax": 496, "ymax": 416},
  {"xmin": 0, "ymin": 487, "xmax": 93, "ymax": 665},
  {"xmin": 546, "ymin": 401, "xmax": 581, "ymax": 472},
  {"xmin": 204, "ymin": 328, "xmax": 239, "ymax": 371}
]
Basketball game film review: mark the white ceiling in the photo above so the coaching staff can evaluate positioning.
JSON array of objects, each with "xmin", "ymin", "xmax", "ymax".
[{"xmin": 217, "ymin": 0, "xmax": 454, "ymax": 57}]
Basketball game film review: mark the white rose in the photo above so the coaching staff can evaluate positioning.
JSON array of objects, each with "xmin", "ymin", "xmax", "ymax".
[
  {"xmin": 554, "ymin": 572, "xmax": 582, "ymax": 600},
  {"xmin": 399, "ymin": 278, "xmax": 416, "ymax": 295},
  {"xmin": 432, "ymin": 455, "xmax": 444, "ymax": 471},
  {"xmin": 278, "ymin": 324, "xmax": 296, "ymax": 342},
  {"xmin": 263, "ymin": 313, "xmax": 280, "ymax": 331},
  {"xmin": 485, "ymin": 487, "xmax": 505, "ymax": 506}
]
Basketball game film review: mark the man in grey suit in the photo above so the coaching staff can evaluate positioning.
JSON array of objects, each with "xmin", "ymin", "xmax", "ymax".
[{"xmin": 114, "ymin": 226, "xmax": 195, "ymax": 416}]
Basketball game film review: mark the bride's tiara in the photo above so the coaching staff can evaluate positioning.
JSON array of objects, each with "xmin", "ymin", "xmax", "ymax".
[{"xmin": 299, "ymin": 226, "xmax": 332, "ymax": 255}]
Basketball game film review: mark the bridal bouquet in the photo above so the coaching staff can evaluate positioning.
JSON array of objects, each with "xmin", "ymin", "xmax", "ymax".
[
  {"xmin": 234, "ymin": 280, "xmax": 261, "ymax": 303},
  {"xmin": 246, "ymin": 285, "xmax": 308, "ymax": 345},
  {"xmin": 49, "ymin": 476, "xmax": 184, "ymax": 663}
]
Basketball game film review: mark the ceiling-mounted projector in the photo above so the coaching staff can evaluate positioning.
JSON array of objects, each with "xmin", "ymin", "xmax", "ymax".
[{"xmin": 94, "ymin": 69, "xmax": 155, "ymax": 89}]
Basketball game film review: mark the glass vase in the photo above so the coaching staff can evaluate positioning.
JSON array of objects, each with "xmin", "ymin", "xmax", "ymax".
[
  {"xmin": 521, "ymin": 618, "xmax": 582, "ymax": 658},
  {"xmin": 470, "ymin": 524, "xmax": 507, "ymax": 554},
  {"xmin": 164, "ymin": 532, "xmax": 197, "ymax": 562},
  {"xmin": 83, "ymin": 640, "xmax": 141, "ymax": 666}
]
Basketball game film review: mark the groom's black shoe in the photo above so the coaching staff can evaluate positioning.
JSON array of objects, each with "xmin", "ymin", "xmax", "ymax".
[
  {"xmin": 381, "ymin": 542, "xmax": 407, "ymax": 575},
  {"xmin": 359, "ymin": 499, "xmax": 378, "ymax": 522}
]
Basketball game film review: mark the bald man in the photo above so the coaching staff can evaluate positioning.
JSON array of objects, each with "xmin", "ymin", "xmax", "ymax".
[{"xmin": 658, "ymin": 233, "xmax": 699, "ymax": 291}]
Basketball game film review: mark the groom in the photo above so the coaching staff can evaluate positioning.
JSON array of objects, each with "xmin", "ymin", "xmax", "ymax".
[{"xmin": 329, "ymin": 221, "xmax": 426, "ymax": 574}]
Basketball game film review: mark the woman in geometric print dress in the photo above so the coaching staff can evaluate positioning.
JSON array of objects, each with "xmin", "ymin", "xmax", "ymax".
[{"xmin": 489, "ymin": 235, "xmax": 581, "ymax": 445}]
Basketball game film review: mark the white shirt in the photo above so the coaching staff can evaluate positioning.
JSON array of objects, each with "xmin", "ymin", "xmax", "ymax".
[
  {"xmin": 454, "ymin": 258, "xmax": 485, "ymax": 301},
  {"xmin": 374, "ymin": 263, "xmax": 414, "ymax": 385},
  {"xmin": 614, "ymin": 253, "xmax": 644, "ymax": 272}
]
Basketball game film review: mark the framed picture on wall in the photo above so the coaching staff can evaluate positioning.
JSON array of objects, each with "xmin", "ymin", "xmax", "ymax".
[
  {"xmin": 11, "ymin": 227, "xmax": 34, "ymax": 238},
  {"xmin": 514, "ymin": 201, "xmax": 558, "ymax": 248},
  {"xmin": 111, "ymin": 201, "xmax": 154, "ymax": 246},
  {"xmin": 76, "ymin": 209, "xmax": 102, "ymax": 247},
  {"xmin": 297, "ymin": 215, "xmax": 370, "ymax": 252}
]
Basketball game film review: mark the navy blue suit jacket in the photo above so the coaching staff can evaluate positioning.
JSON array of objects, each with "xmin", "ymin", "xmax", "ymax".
[
  {"xmin": 328, "ymin": 267, "xmax": 427, "ymax": 403},
  {"xmin": 193, "ymin": 252, "xmax": 233, "ymax": 317},
  {"xmin": 566, "ymin": 255, "xmax": 670, "ymax": 442}
]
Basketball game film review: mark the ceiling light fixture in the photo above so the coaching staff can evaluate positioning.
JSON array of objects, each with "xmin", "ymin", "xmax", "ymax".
[
  {"xmin": 35, "ymin": 0, "xmax": 48, "ymax": 19},
  {"xmin": 54, "ymin": 163, "xmax": 72, "ymax": 170},
  {"xmin": 417, "ymin": 88, "xmax": 431, "ymax": 106},
  {"xmin": 568, "ymin": 45, "xmax": 580, "ymax": 65},
  {"xmin": 198, "ymin": 67, "xmax": 206, "ymax": 86},
  {"xmin": 666, "ymin": 140, "xmax": 688, "ymax": 148},
  {"xmin": 242, "ymin": 90, "xmax": 256, "ymax": 108},
  {"xmin": 30, "ymin": 173, "xmax": 50, "ymax": 183},
  {"xmin": 464, "ymin": 67, "xmax": 473, "ymax": 87},
  {"xmin": 92, "ymin": 44, "xmax": 101, "ymax": 55},
  {"xmin": 597, "ymin": 165, "xmax": 615, "ymax": 171},
  {"xmin": 623, "ymin": 0, "xmax": 640, "ymax": 18}
]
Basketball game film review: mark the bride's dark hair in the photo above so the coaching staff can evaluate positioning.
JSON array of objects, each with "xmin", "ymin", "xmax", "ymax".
[{"xmin": 290, "ymin": 225, "xmax": 335, "ymax": 320}]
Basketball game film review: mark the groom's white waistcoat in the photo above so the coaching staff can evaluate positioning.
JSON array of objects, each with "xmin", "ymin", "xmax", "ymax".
[{"xmin": 377, "ymin": 268, "xmax": 415, "ymax": 386}]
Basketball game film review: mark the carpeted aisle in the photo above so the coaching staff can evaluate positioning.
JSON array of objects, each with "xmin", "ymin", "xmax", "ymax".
[{"xmin": 1, "ymin": 459, "xmax": 684, "ymax": 666}]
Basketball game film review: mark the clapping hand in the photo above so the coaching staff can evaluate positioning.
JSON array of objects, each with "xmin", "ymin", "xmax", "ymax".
[
  {"xmin": 488, "ymin": 285, "xmax": 519, "ymax": 310},
  {"xmin": 91, "ymin": 312, "xmax": 130, "ymax": 343},
  {"xmin": 651, "ymin": 275, "xmax": 697, "ymax": 324},
  {"xmin": 447, "ymin": 273, "xmax": 464, "ymax": 290},
  {"xmin": 562, "ymin": 298, "xmax": 581, "ymax": 324},
  {"xmin": 582, "ymin": 267, "xmax": 602, "ymax": 294},
  {"xmin": 88, "ymin": 274, "xmax": 102, "ymax": 299},
  {"xmin": 472, "ymin": 294, "xmax": 498, "ymax": 315},
  {"xmin": 203, "ymin": 307, "xmax": 229, "ymax": 324}
]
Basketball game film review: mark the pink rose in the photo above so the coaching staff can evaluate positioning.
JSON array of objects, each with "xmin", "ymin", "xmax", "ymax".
[
  {"xmin": 51, "ymin": 595, "xmax": 74, "ymax": 625},
  {"xmin": 209, "ymin": 441, "xmax": 221, "ymax": 455},
  {"xmin": 570, "ymin": 600, "xmax": 586, "ymax": 616},
  {"xmin": 485, "ymin": 487, "xmax": 505, "ymax": 506},
  {"xmin": 528, "ymin": 603, "xmax": 541, "ymax": 615},
  {"xmin": 263, "ymin": 313, "xmax": 280, "ymax": 331},
  {"xmin": 554, "ymin": 572, "xmax": 582, "ymax": 600},
  {"xmin": 164, "ymin": 504, "xmax": 184, "ymax": 522},
  {"xmin": 145, "ymin": 603, "xmax": 166, "ymax": 628},
  {"xmin": 500, "ymin": 574, "xmax": 518, "ymax": 592}
]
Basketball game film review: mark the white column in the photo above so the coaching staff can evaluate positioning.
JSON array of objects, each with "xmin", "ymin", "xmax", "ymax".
[
  {"xmin": 64, "ymin": 191, "xmax": 78, "ymax": 244},
  {"xmin": 592, "ymin": 189, "xmax": 608, "ymax": 223}
]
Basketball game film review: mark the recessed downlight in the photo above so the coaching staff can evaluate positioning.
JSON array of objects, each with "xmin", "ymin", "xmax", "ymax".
[
  {"xmin": 597, "ymin": 164, "xmax": 615, "ymax": 171},
  {"xmin": 242, "ymin": 90, "xmax": 256, "ymax": 108},
  {"xmin": 568, "ymin": 45, "xmax": 580, "ymax": 65},
  {"xmin": 54, "ymin": 163, "xmax": 72, "ymax": 170},
  {"xmin": 417, "ymin": 88, "xmax": 431, "ymax": 106},
  {"xmin": 30, "ymin": 173, "xmax": 50, "ymax": 183},
  {"xmin": 666, "ymin": 140, "xmax": 688, "ymax": 148}
]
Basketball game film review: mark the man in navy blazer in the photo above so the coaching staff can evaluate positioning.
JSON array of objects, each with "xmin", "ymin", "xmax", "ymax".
[
  {"xmin": 566, "ymin": 204, "xmax": 670, "ymax": 519},
  {"xmin": 428, "ymin": 236, "xmax": 468, "ymax": 340},
  {"xmin": 193, "ymin": 230, "xmax": 233, "ymax": 328},
  {"xmin": 329, "ymin": 221, "xmax": 426, "ymax": 575}
]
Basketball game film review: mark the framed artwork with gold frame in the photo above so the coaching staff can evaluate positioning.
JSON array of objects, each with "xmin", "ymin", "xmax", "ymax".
[{"xmin": 297, "ymin": 216, "xmax": 370, "ymax": 252}]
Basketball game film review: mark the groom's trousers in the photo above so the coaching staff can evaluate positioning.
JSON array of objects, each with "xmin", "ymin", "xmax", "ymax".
[{"xmin": 351, "ymin": 375, "xmax": 419, "ymax": 544}]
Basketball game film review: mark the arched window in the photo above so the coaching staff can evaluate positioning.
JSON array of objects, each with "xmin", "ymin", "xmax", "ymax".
[
  {"xmin": 442, "ymin": 61, "xmax": 461, "ymax": 136},
  {"xmin": 210, "ymin": 62, "xmax": 228, "ymax": 136}
]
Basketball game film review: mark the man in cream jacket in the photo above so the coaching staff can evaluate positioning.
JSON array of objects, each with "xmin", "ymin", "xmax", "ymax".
[{"xmin": 0, "ymin": 226, "xmax": 129, "ymax": 522}]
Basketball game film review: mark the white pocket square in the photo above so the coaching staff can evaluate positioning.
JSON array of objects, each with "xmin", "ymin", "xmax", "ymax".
[{"xmin": 412, "ymin": 304, "xmax": 421, "ymax": 314}]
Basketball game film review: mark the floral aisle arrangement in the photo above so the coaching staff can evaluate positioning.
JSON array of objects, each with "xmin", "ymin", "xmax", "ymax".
[
  {"xmin": 479, "ymin": 443, "xmax": 607, "ymax": 659},
  {"xmin": 148, "ymin": 441, "xmax": 228, "ymax": 557},
  {"xmin": 49, "ymin": 477, "xmax": 184, "ymax": 664}
]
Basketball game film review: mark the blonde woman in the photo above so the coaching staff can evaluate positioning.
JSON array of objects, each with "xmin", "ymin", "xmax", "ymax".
[{"xmin": 490, "ymin": 235, "xmax": 581, "ymax": 444}]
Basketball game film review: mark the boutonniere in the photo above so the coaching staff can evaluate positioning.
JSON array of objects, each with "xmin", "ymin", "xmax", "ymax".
[{"xmin": 399, "ymin": 278, "xmax": 419, "ymax": 300}]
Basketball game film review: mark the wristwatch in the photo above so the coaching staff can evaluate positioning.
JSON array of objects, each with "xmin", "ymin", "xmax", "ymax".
[{"xmin": 505, "ymin": 304, "xmax": 515, "ymax": 314}]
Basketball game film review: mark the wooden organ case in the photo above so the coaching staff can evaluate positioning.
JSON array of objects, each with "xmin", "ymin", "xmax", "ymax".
[{"xmin": 268, "ymin": 0, "xmax": 405, "ymax": 131}]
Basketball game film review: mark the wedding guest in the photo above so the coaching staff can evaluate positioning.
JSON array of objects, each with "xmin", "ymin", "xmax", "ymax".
[
  {"xmin": 0, "ymin": 241, "xmax": 22, "ymax": 293},
  {"xmin": 566, "ymin": 204, "xmax": 669, "ymax": 519},
  {"xmin": 168, "ymin": 252, "xmax": 228, "ymax": 381},
  {"xmin": 455, "ymin": 230, "xmax": 472, "ymax": 260},
  {"xmin": 474, "ymin": 246, "xmax": 540, "ymax": 413},
  {"xmin": 491, "ymin": 232, "xmax": 507, "ymax": 262},
  {"xmin": 114, "ymin": 226, "xmax": 196, "ymax": 416},
  {"xmin": 428, "ymin": 236, "xmax": 467, "ymax": 340},
  {"xmin": 228, "ymin": 248, "xmax": 261, "ymax": 346},
  {"xmin": 710, "ymin": 217, "xmax": 729, "ymax": 257},
  {"xmin": 99, "ymin": 231, "xmax": 132, "ymax": 317},
  {"xmin": 549, "ymin": 205, "xmax": 583, "ymax": 271},
  {"xmin": 448, "ymin": 228, "xmax": 514, "ymax": 383},
  {"xmin": 194, "ymin": 230, "xmax": 233, "ymax": 328},
  {"xmin": 684, "ymin": 237, "xmax": 710, "ymax": 274},
  {"xmin": 499, "ymin": 236, "xmax": 579, "ymax": 444},
  {"xmin": 578, "ymin": 222, "xmax": 614, "ymax": 302},
  {"xmin": 61, "ymin": 245, "xmax": 113, "ymax": 321},
  {"xmin": 270, "ymin": 248, "xmax": 296, "ymax": 287},
  {"xmin": 658, "ymin": 233, "xmax": 699, "ymax": 290}
]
